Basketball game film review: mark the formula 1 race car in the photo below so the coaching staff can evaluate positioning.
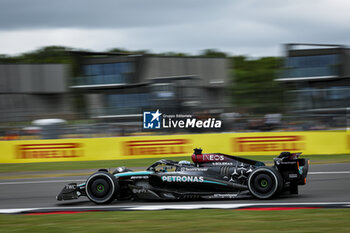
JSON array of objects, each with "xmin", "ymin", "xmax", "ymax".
[{"xmin": 57, "ymin": 149, "xmax": 309, "ymax": 204}]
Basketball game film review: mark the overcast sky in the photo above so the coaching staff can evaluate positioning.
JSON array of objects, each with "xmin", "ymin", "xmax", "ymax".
[{"xmin": 0, "ymin": 0, "xmax": 349, "ymax": 57}]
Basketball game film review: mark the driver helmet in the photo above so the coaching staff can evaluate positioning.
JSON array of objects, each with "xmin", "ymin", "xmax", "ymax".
[{"xmin": 178, "ymin": 160, "xmax": 191, "ymax": 165}]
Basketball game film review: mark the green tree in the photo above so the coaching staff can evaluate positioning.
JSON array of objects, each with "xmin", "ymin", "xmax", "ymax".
[
  {"xmin": 156, "ymin": 51, "xmax": 188, "ymax": 57},
  {"xmin": 231, "ymin": 56, "xmax": 285, "ymax": 113},
  {"xmin": 200, "ymin": 49, "xmax": 228, "ymax": 58},
  {"xmin": 108, "ymin": 48, "xmax": 149, "ymax": 55},
  {"xmin": 0, "ymin": 46, "xmax": 73, "ymax": 63}
]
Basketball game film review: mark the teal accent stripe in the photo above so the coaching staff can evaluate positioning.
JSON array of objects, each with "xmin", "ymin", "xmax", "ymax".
[
  {"xmin": 203, "ymin": 180, "xmax": 227, "ymax": 186},
  {"xmin": 114, "ymin": 171, "xmax": 153, "ymax": 177},
  {"xmin": 299, "ymin": 166, "xmax": 304, "ymax": 175},
  {"xmin": 78, "ymin": 183, "xmax": 85, "ymax": 187}
]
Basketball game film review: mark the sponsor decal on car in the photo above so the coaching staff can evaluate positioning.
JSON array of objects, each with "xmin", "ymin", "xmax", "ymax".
[
  {"xmin": 65, "ymin": 184, "xmax": 77, "ymax": 190},
  {"xmin": 132, "ymin": 189, "xmax": 148, "ymax": 194},
  {"xmin": 130, "ymin": 176, "xmax": 149, "ymax": 180},
  {"xmin": 233, "ymin": 136, "xmax": 305, "ymax": 152},
  {"xmin": 161, "ymin": 176, "xmax": 204, "ymax": 182},
  {"xmin": 124, "ymin": 139, "xmax": 191, "ymax": 156},
  {"xmin": 212, "ymin": 193, "xmax": 238, "ymax": 198},
  {"xmin": 16, "ymin": 143, "xmax": 83, "ymax": 159},
  {"xmin": 180, "ymin": 167, "xmax": 208, "ymax": 172},
  {"xmin": 212, "ymin": 162, "xmax": 234, "ymax": 165},
  {"xmin": 202, "ymin": 154, "xmax": 225, "ymax": 161}
]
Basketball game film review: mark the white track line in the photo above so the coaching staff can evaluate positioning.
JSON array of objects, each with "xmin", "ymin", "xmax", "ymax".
[
  {"xmin": 0, "ymin": 179, "xmax": 85, "ymax": 185},
  {"xmin": 308, "ymin": 171, "xmax": 350, "ymax": 175},
  {"xmin": 1, "ymin": 202, "xmax": 350, "ymax": 214},
  {"xmin": 129, "ymin": 203, "xmax": 254, "ymax": 210},
  {"xmin": 127, "ymin": 202, "xmax": 350, "ymax": 211},
  {"xmin": 0, "ymin": 171, "xmax": 349, "ymax": 185},
  {"xmin": 0, "ymin": 208, "xmax": 38, "ymax": 214}
]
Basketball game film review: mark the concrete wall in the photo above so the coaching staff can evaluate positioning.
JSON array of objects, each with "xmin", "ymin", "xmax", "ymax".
[
  {"xmin": 141, "ymin": 56, "xmax": 229, "ymax": 87},
  {"xmin": 342, "ymin": 49, "xmax": 350, "ymax": 77},
  {"xmin": 140, "ymin": 56, "xmax": 230, "ymax": 109},
  {"xmin": 0, "ymin": 64, "xmax": 68, "ymax": 93},
  {"xmin": 0, "ymin": 64, "xmax": 72, "ymax": 122}
]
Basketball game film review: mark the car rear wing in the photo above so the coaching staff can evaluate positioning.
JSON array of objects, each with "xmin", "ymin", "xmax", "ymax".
[{"xmin": 274, "ymin": 152, "xmax": 309, "ymax": 185}]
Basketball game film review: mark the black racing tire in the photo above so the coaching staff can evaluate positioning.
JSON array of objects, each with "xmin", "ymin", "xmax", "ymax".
[
  {"xmin": 85, "ymin": 172, "xmax": 119, "ymax": 204},
  {"xmin": 248, "ymin": 167, "xmax": 283, "ymax": 199}
]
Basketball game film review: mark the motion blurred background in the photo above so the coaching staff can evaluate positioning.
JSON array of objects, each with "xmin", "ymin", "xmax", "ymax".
[
  {"xmin": 1, "ymin": 3, "xmax": 350, "ymax": 232},
  {"xmin": 0, "ymin": 44, "xmax": 348, "ymax": 139},
  {"xmin": 0, "ymin": 0, "xmax": 349, "ymax": 139}
]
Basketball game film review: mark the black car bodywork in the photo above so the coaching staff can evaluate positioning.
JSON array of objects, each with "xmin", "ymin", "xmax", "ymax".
[{"xmin": 57, "ymin": 149, "xmax": 309, "ymax": 204}]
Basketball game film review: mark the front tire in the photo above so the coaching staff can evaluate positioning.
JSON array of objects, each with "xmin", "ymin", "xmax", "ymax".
[
  {"xmin": 248, "ymin": 167, "xmax": 283, "ymax": 199},
  {"xmin": 85, "ymin": 172, "xmax": 119, "ymax": 204}
]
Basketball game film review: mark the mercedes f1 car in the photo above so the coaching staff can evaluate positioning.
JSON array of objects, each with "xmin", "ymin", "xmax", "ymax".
[{"xmin": 57, "ymin": 149, "xmax": 309, "ymax": 204}]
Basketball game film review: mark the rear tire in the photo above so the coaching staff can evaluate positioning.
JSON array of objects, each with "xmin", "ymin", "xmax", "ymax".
[
  {"xmin": 85, "ymin": 172, "xmax": 119, "ymax": 204},
  {"xmin": 248, "ymin": 167, "xmax": 283, "ymax": 199}
]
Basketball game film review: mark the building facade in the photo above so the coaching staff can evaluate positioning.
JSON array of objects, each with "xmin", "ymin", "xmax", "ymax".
[
  {"xmin": 0, "ymin": 53, "xmax": 230, "ymax": 125},
  {"xmin": 277, "ymin": 43, "xmax": 350, "ymax": 127},
  {"xmin": 70, "ymin": 52, "xmax": 230, "ymax": 120},
  {"xmin": 0, "ymin": 64, "xmax": 71, "ymax": 122}
]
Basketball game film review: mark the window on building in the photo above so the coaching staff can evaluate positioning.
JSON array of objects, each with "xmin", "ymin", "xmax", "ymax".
[
  {"xmin": 81, "ymin": 62, "xmax": 134, "ymax": 85},
  {"xmin": 284, "ymin": 54, "xmax": 340, "ymax": 78},
  {"xmin": 291, "ymin": 86, "xmax": 350, "ymax": 110},
  {"xmin": 106, "ymin": 93, "xmax": 150, "ymax": 115},
  {"xmin": 150, "ymin": 83, "xmax": 175, "ymax": 100}
]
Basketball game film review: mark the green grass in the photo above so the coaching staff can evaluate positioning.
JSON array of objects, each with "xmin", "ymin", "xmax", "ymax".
[
  {"xmin": 1, "ymin": 154, "xmax": 350, "ymax": 173},
  {"xmin": 0, "ymin": 209, "xmax": 350, "ymax": 233}
]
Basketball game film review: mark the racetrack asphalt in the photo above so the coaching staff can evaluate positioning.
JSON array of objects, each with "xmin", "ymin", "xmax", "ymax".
[{"xmin": 0, "ymin": 163, "xmax": 349, "ymax": 211}]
